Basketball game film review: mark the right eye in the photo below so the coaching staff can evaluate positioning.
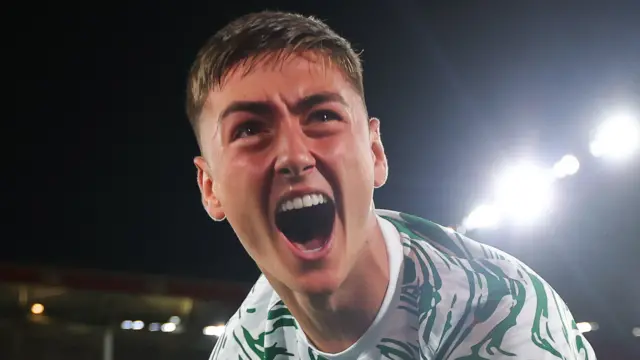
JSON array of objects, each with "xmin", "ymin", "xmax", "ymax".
[{"xmin": 232, "ymin": 121, "xmax": 265, "ymax": 140}]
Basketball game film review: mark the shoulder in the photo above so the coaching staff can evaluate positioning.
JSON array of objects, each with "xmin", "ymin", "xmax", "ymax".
[
  {"xmin": 378, "ymin": 209, "xmax": 544, "ymax": 284},
  {"xmin": 208, "ymin": 275, "xmax": 275, "ymax": 359},
  {"xmin": 377, "ymin": 209, "xmax": 596, "ymax": 359},
  {"xmin": 377, "ymin": 209, "xmax": 505, "ymax": 261}
]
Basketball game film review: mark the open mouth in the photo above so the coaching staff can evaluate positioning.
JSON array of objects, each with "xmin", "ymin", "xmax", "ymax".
[{"xmin": 275, "ymin": 193, "xmax": 336, "ymax": 254}]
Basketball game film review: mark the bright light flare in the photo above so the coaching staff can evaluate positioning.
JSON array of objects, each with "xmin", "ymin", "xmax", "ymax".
[
  {"xmin": 553, "ymin": 155, "xmax": 580, "ymax": 179},
  {"xmin": 132, "ymin": 320, "xmax": 144, "ymax": 330},
  {"xmin": 463, "ymin": 204, "xmax": 501, "ymax": 230},
  {"xmin": 590, "ymin": 113, "xmax": 640, "ymax": 161},
  {"xmin": 161, "ymin": 322, "xmax": 177, "ymax": 333},
  {"xmin": 494, "ymin": 163, "xmax": 555, "ymax": 225},
  {"xmin": 576, "ymin": 322, "xmax": 599, "ymax": 333},
  {"xmin": 30, "ymin": 303, "xmax": 44, "ymax": 315},
  {"xmin": 121, "ymin": 320, "xmax": 133, "ymax": 330},
  {"xmin": 203, "ymin": 325, "xmax": 226, "ymax": 337}
]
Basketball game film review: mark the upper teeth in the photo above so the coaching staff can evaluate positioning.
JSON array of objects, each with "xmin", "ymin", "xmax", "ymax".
[{"xmin": 278, "ymin": 193, "xmax": 329, "ymax": 212}]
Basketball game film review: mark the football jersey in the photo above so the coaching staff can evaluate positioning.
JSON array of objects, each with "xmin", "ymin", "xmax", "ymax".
[{"xmin": 209, "ymin": 210, "xmax": 596, "ymax": 359}]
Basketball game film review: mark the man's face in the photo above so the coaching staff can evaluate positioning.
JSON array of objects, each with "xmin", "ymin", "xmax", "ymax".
[{"xmin": 195, "ymin": 53, "xmax": 387, "ymax": 295}]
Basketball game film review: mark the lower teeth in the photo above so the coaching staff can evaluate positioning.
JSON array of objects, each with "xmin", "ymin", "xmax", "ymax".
[
  {"xmin": 300, "ymin": 246, "xmax": 322, "ymax": 253},
  {"xmin": 293, "ymin": 238, "xmax": 326, "ymax": 253}
]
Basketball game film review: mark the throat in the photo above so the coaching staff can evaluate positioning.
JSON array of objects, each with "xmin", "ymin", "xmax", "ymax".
[{"xmin": 301, "ymin": 302, "xmax": 377, "ymax": 353}]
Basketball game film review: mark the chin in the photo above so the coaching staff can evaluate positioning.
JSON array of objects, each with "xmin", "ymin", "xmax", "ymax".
[{"xmin": 289, "ymin": 268, "xmax": 345, "ymax": 296}]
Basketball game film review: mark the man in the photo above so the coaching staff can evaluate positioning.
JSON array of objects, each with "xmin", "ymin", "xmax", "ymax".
[{"xmin": 186, "ymin": 11, "xmax": 596, "ymax": 360}]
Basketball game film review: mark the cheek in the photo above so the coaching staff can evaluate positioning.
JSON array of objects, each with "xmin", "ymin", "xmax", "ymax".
[
  {"xmin": 217, "ymin": 157, "xmax": 265, "ymax": 209},
  {"xmin": 218, "ymin": 160, "xmax": 270, "ymax": 252},
  {"xmin": 340, "ymin": 134, "xmax": 375, "ymax": 178},
  {"xmin": 327, "ymin": 134, "xmax": 375, "ymax": 194}
]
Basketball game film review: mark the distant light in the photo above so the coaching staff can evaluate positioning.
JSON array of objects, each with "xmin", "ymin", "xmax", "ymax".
[
  {"xmin": 463, "ymin": 204, "xmax": 501, "ymax": 230},
  {"xmin": 203, "ymin": 325, "xmax": 226, "ymax": 337},
  {"xmin": 576, "ymin": 322, "xmax": 599, "ymax": 333},
  {"xmin": 132, "ymin": 320, "xmax": 145, "ymax": 330},
  {"xmin": 494, "ymin": 162, "xmax": 555, "ymax": 225},
  {"xmin": 149, "ymin": 323, "xmax": 161, "ymax": 332},
  {"xmin": 590, "ymin": 112, "xmax": 640, "ymax": 161},
  {"xmin": 121, "ymin": 320, "xmax": 133, "ymax": 330},
  {"xmin": 553, "ymin": 155, "xmax": 580, "ymax": 179},
  {"xmin": 169, "ymin": 316, "xmax": 181, "ymax": 325},
  {"xmin": 632, "ymin": 327, "xmax": 640, "ymax": 337},
  {"xmin": 30, "ymin": 303, "xmax": 44, "ymax": 315},
  {"xmin": 161, "ymin": 322, "xmax": 177, "ymax": 333}
]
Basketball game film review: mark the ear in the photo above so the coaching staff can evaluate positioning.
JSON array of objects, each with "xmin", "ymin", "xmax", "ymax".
[
  {"xmin": 369, "ymin": 118, "xmax": 388, "ymax": 188},
  {"xmin": 194, "ymin": 156, "xmax": 226, "ymax": 222}
]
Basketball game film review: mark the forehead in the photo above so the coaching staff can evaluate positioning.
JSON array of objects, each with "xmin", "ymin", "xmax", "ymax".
[{"xmin": 203, "ymin": 53, "xmax": 362, "ymax": 117}]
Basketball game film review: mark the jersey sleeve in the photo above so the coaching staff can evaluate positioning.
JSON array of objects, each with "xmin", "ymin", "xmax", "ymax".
[
  {"xmin": 208, "ymin": 311, "xmax": 240, "ymax": 360},
  {"xmin": 208, "ymin": 275, "xmax": 277, "ymax": 360},
  {"xmin": 439, "ymin": 265, "xmax": 597, "ymax": 359}
]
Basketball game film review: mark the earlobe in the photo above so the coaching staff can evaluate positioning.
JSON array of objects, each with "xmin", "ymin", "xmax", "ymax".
[
  {"xmin": 369, "ymin": 118, "xmax": 388, "ymax": 189},
  {"xmin": 194, "ymin": 156, "xmax": 227, "ymax": 222}
]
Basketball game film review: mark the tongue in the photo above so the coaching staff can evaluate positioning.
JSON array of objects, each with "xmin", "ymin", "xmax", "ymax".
[{"xmin": 293, "ymin": 238, "xmax": 326, "ymax": 252}]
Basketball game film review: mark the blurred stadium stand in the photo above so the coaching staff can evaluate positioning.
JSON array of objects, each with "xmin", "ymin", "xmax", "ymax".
[{"xmin": 0, "ymin": 263, "xmax": 250, "ymax": 360}]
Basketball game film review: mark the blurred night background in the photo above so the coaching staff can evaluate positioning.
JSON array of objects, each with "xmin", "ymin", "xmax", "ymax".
[{"xmin": 5, "ymin": 0, "xmax": 640, "ymax": 359}]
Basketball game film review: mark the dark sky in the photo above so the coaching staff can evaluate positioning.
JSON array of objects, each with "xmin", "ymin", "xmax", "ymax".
[{"xmin": 8, "ymin": 0, "xmax": 640, "ymax": 355}]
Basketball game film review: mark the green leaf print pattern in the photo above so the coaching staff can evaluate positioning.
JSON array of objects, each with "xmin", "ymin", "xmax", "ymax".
[
  {"xmin": 395, "ymin": 213, "xmax": 591, "ymax": 359},
  {"xmin": 376, "ymin": 338, "xmax": 420, "ymax": 359}
]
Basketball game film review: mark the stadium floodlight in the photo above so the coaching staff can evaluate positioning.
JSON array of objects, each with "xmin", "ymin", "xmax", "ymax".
[
  {"xmin": 494, "ymin": 162, "xmax": 555, "ymax": 225},
  {"xmin": 553, "ymin": 154, "xmax": 580, "ymax": 179},
  {"xmin": 161, "ymin": 322, "xmax": 177, "ymax": 333},
  {"xmin": 132, "ymin": 320, "xmax": 145, "ymax": 330},
  {"xmin": 576, "ymin": 322, "xmax": 599, "ymax": 333},
  {"xmin": 463, "ymin": 204, "xmax": 501, "ymax": 231},
  {"xmin": 589, "ymin": 112, "xmax": 640, "ymax": 161},
  {"xmin": 203, "ymin": 325, "xmax": 226, "ymax": 337}
]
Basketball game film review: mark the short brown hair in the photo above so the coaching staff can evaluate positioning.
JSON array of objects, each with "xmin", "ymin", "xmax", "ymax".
[{"xmin": 185, "ymin": 11, "xmax": 365, "ymax": 136}]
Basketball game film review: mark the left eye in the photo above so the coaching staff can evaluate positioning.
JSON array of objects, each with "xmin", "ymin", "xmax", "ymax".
[{"xmin": 308, "ymin": 110, "xmax": 342, "ymax": 123}]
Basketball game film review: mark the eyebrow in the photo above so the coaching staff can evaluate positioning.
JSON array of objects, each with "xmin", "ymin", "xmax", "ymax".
[{"xmin": 217, "ymin": 91, "xmax": 348, "ymax": 124}]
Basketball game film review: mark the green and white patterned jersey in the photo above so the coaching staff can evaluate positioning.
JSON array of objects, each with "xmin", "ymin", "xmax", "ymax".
[{"xmin": 209, "ymin": 210, "xmax": 596, "ymax": 359}]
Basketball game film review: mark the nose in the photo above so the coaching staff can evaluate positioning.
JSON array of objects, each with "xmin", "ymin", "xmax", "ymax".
[{"xmin": 274, "ymin": 127, "xmax": 316, "ymax": 179}]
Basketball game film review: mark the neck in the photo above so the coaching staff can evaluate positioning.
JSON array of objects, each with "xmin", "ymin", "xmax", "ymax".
[{"xmin": 273, "ymin": 213, "xmax": 390, "ymax": 353}]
